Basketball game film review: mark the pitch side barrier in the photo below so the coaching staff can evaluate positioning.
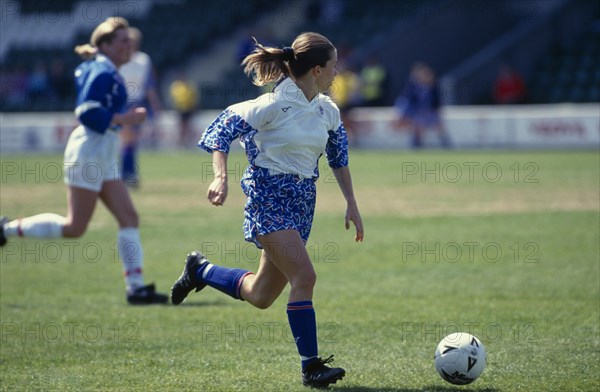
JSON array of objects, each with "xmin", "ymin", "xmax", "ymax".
[
  {"xmin": 347, "ymin": 103, "xmax": 599, "ymax": 149},
  {"xmin": 1, "ymin": 104, "xmax": 598, "ymax": 153}
]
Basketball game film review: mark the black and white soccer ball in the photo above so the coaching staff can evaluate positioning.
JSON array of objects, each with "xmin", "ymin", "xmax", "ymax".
[{"xmin": 434, "ymin": 332, "xmax": 486, "ymax": 385}]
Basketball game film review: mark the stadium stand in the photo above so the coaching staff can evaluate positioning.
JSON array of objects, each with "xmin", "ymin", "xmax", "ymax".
[
  {"xmin": 1, "ymin": 0, "xmax": 598, "ymax": 113},
  {"xmin": 203, "ymin": 0, "xmax": 591, "ymax": 109},
  {"xmin": 199, "ymin": 0, "xmax": 432, "ymax": 109},
  {"xmin": 529, "ymin": 15, "xmax": 600, "ymax": 103},
  {"xmin": 0, "ymin": 0, "xmax": 278, "ymax": 111}
]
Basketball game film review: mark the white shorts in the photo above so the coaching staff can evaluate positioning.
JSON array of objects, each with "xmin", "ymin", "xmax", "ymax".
[{"xmin": 63, "ymin": 125, "xmax": 121, "ymax": 192}]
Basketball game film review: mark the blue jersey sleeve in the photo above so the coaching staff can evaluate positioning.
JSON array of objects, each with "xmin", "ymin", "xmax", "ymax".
[
  {"xmin": 325, "ymin": 124, "xmax": 349, "ymax": 169},
  {"xmin": 75, "ymin": 72, "xmax": 116, "ymax": 133},
  {"xmin": 199, "ymin": 108, "xmax": 256, "ymax": 153}
]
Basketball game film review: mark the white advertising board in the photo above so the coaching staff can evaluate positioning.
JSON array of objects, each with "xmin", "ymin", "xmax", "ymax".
[{"xmin": 1, "ymin": 104, "xmax": 598, "ymax": 154}]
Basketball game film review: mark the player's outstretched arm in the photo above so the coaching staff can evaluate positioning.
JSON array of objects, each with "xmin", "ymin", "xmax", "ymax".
[
  {"xmin": 332, "ymin": 166, "xmax": 364, "ymax": 242},
  {"xmin": 207, "ymin": 151, "xmax": 228, "ymax": 206}
]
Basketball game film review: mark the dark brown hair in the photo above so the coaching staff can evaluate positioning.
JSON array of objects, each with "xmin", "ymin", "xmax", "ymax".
[{"xmin": 242, "ymin": 32, "xmax": 335, "ymax": 86}]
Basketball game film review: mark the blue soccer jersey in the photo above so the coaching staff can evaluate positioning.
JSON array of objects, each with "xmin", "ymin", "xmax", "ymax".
[{"xmin": 74, "ymin": 54, "xmax": 127, "ymax": 133}]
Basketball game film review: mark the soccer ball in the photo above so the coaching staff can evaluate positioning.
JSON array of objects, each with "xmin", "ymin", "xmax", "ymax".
[{"xmin": 434, "ymin": 332, "xmax": 486, "ymax": 385}]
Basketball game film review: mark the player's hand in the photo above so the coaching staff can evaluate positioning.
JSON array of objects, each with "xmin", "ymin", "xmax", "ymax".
[
  {"xmin": 113, "ymin": 107, "xmax": 147, "ymax": 126},
  {"xmin": 345, "ymin": 201, "xmax": 364, "ymax": 242},
  {"xmin": 207, "ymin": 178, "xmax": 228, "ymax": 206},
  {"xmin": 132, "ymin": 107, "xmax": 147, "ymax": 124},
  {"xmin": 127, "ymin": 107, "xmax": 147, "ymax": 125}
]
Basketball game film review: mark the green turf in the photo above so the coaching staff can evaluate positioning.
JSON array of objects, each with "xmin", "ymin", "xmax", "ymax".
[{"xmin": 1, "ymin": 150, "xmax": 598, "ymax": 391}]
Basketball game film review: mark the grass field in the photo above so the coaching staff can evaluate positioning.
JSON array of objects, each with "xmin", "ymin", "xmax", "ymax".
[{"xmin": 1, "ymin": 150, "xmax": 598, "ymax": 391}]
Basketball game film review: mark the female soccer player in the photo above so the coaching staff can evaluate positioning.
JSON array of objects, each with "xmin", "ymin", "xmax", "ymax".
[
  {"xmin": 0, "ymin": 17, "xmax": 167, "ymax": 305},
  {"xmin": 119, "ymin": 26, "xmax": 162, "ymax": 187},
  {"xmin": 170, "ymin": 32, "xmax": 364, "ymax": 387}
]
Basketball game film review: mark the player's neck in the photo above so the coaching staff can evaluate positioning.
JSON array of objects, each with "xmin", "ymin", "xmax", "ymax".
[{"xmin": 291, "ymin": 76, "xmax": 319, "ymax": 102}]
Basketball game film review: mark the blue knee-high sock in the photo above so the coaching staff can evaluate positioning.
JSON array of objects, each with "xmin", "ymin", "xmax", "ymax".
[
  {"xmin": 121, "ymin": 144, "xmax": 137, "ymax": 180},
  {"xmin": 196, "ymin": 264, "xmax": 251, "ymax": 300},
  {"xmin": 287, "ymin": 301, "xmax": 319, "ymax": 369}
]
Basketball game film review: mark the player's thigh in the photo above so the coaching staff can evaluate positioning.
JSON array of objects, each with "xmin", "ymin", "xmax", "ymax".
[
  {"xmin": 99, "ymin": 180, "xmax": 138, "ymax": 227},
  {"xmin": 257, "ymin": 229, "xmax": 315, "ymax": 284}
]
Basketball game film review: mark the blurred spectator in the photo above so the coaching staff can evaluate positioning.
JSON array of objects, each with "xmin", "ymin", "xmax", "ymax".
[
  {"xmin": 330, "ymin": 61, "xmax": 361, "ymax": 145},
  {"xmin": 319, "ymin": 0, "xmax": 344, "ymax": 25},
  {"xmin": 3, "ymin": 65, "xmax": 29, "ymax": 109},
  {"xmin": 395, "ymin": 62, "xmax": 451, "ymax": 149},
  {"xmin": 169, "ymin": 71, "xmax": 198, "ymax": 147},
  {"xmin": 119, "ymin": 27, "xmax": 163, "ymax": 187},
  {"xmin": 493, "ymin": 64, "xmax": 527, "ymax": 104},
  {"xmin": 28, "ymin": 62, "xmax": 51, "ymax": 103},
  {"xmin": 48, "ymin": 58, "xmax": 73, "ymax": 103},
  {"xmin": 0, "ymin": 66, "xmax": 8, "ymax": 107},
  {"xmin": 359, "ymin": 55, "xmax": 388, "ymax": 107}
]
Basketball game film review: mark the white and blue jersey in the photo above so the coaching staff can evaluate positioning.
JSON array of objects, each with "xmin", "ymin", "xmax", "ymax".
[
  {"xmin": 199, "ymin": 77, "xmax": 348, "ymax": 179},
  {"xmin": 74, "ymin": 54, "xmax": 127, "ymax": 133},
  {"xmin": 199, "ymin": 77, "xmax": 349, "ymax": 247}
]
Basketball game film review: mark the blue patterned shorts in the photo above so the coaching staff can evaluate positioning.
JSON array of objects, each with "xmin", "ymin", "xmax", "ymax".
[{"xmin": 241, "ymin": 166, "xmax": 316, "ymax": 249}]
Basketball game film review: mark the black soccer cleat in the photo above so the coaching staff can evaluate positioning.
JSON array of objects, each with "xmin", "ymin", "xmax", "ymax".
[
  {"xmin": 0, "ymin": 216, "xmax": 8, "ymax": 247},
  {"xmin": 171, "ymin": 251, "xmax": 208, "ymax": 305},
  {"xmin": 127, "ymin": 283, "xmax": 169, "ymax": 305},
  {"xmin": 302, "ymin": 355, "xmax": 345, "ymax": 388}
]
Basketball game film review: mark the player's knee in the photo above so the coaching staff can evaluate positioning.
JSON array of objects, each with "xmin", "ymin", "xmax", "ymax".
[
  {"xmin": 290, "ymin": 269, "xmax": 317, "ymax": 291},
  {"xmin": 63, "ymin": 222, "xmax": 88, "ymax": 238},
  {"xmin": 253, "ymin": 294, "xmax": 276, "ymax": 310}
]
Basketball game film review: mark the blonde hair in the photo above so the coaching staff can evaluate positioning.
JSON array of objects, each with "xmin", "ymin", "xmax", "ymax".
[
  {"xmin": 74, "ymin": 17, "xmax": 129, "ymax": 60},
  {"xmin": 242, "ymin": 32, "xmax": 335, "ymax": 86}
]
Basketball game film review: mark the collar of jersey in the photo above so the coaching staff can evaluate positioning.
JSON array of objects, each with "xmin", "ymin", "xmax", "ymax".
[
  {"xmin": 96, "ymin": 54, "xmax": 117, "ymax": 71},
  {"xmin": 274, "ymin": 77, "xmax": 318, "ymax": 107}
]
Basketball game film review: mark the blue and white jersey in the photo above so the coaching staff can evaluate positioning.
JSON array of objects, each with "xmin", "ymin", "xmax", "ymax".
[
  {"xmin": 199, "ymin": 77, "xmax": 348, "ymax": 179},
  {"xmin": 74, "ymin": 54, "xmax": 127, "ymax": 134}
]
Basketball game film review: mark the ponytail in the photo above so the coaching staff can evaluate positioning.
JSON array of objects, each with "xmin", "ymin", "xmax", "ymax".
[
  {"xmin": 74, "ymin": 44, "xmax": 98, "ymax": 60},
  {"xmin": 241, "ymin": 32, "xmax": 335, "ymax": 86},
  {"xmin": 242, "ymin": 38, "xmax": 291, "ymax": 86}
]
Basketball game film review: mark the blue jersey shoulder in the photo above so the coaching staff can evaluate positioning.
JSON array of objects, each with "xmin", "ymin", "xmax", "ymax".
[
  {"xmin": 74, "ymin": 59, "xmax": 127, "ymax": 113},
  {"xmin": 73, "ymin": 58, "xmax": 128, "ymax": 133}
]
